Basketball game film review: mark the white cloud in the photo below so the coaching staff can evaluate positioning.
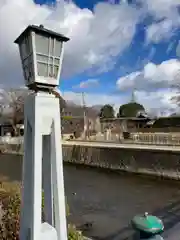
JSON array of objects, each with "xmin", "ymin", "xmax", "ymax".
[
  {"xmin": 116, "ymin": 59, "xmax": 180, "ymax": 91},
  {"xmin": 135, "ymin": 88, "xmax": 178, "ymax": 116},
  {"xmin": 76, "ymin": 79, "xmax": 99, "ymax": 89},
  {"xmin": 143, "ymin": 0, "xmax": 180, "ymax": 43},
  {"xmin": 143, "ymin": 0, "xmax": 180, "ymax": 19},
  {"xmin": 146, "ymin": 19, "xmax": 179, "ymax": 43},
  {"xmin": 62, "ymin": 91, "xmax": 127, "ymax": 110},
  {"xmin": 0, "ymin": 0, "xmax": 140, "ymax": 87},
  {"xmin": 0, "ymin": 0, "xmax": 179, "ymax": 87},
  {"xmin": 176, "ymin": 40, "xmax": 180, "ymax": 57},
  {"xmin": 61, "ymin": 88, "xmax": 178, "ymax": 116},
  {"xmin": 116, "ymin": 58, "xmax": 180, "ymax": 115},
  {"xmin": 0, "ymin": 0, "xmax": 179, "ymax": 119}
]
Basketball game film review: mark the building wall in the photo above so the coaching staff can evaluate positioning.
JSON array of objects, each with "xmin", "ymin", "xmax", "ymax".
[
  {"xmin": 100, "ymin": 119, "xmax": 180, "ymax": 133},
  {"xmin": 100, "ymin": 118, "xmax": 149, "ymax": 133}
]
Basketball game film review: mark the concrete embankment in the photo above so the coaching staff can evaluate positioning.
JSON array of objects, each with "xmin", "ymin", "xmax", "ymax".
[
  {"xmin": 1, "ymin": 140, "xmax": 180, "ymax": 180},
  {"xmin": 62, "ymin": 141, "xmax": 180, "ymax": 180}
]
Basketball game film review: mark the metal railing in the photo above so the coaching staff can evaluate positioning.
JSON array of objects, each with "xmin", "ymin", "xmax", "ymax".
[
  {"xmin": 0, "ymin": 136, "xmax": 24, "ymax": 145},
  {"xmin": 0, "ymin": 136, "xmax": 24, "ymax": 153},
  {"xmin": 131, "ymin": 132, "xmax": 180, "ymax": 145},
  {"xmin": 1, "ymin": 132, "xmax": 180, "ymax": 147},
  {"xmin": 75, "ymin": 132, "xmax": 180, "ymax": 146}
]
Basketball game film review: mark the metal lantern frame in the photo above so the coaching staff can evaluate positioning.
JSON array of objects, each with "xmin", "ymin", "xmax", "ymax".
[{"xmin": 14, "ymin": 25, "xmax": 69, "ymax": 89}]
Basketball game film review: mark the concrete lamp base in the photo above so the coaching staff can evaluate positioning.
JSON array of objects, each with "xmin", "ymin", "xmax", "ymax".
[
  {"xmin": 20, "ymin": 92, "xmax": 67, "ymax": 240},
  {"xmin": 41, "ymin": 223, "xmax": 58, "ymax": 240}
]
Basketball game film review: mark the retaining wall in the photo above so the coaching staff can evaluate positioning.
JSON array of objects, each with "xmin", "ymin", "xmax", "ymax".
[
  {"xmin": 62, "ymin": 144, "xmax": 180, "ymax": 180},
  {"xmin": 1, "ymin": 142, "xmax": 180, "ymax": 180}
]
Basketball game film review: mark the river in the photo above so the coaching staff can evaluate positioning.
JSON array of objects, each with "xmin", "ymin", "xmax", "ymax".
[{"xmin": 1, "ymin": 154, "xmax": 180, "ymax": 239}]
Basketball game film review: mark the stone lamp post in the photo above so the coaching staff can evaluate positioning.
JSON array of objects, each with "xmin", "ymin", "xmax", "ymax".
[{"xmin": 14, "ymin": 25, "xmax": 69, "ymax": 240}]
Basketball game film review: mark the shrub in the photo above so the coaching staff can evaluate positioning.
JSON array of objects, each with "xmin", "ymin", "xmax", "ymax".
[
  {"xmin": 68, "ymin": 224, "xmax": 84, "ymax": 240},
  {"xmin": 0, "ymin": 181, "xmax": 84, "ymax": 240}
]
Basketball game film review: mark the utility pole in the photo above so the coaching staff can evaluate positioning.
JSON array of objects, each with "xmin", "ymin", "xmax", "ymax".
[
  {"xmin": 131, "ymin": 88, "xmax": 136, "ymax": 103},
  {"xmin": 81, "ymin": 92, "xmax": 87, "ymax": 139}
]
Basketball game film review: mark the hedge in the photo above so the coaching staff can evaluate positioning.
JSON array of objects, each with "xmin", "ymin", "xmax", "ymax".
[{"xmin": 0, "ymin": 181, "xmax": 85, "ymax": 240}]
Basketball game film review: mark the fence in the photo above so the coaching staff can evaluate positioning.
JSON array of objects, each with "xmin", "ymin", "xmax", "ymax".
[
  {"xmin": 78, "ymin": 131, "xmax": 180, "ymax": 146},
  {"xmin": 0, "ymin": 136, "xmax": 24, "ymax": 145},
  {"xmin": 131, "ymin": 127, "xmax": 180, "ymax": 133},
  {"xmin": 1, "ymin": 132, "xmax": 180, "ymax": 148},
  {"xmin": 131, "ymin": 132, "xmax": 180, "ymax": 145},
  {"xmin": 0, "ymin": 136, "xmax": 24, "ymax": 153}
]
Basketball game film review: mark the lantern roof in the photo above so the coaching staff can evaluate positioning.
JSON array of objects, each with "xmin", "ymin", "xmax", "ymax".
[{"xmin": 14, "ymin": 25, "xmax": 69, "ymax": 44}]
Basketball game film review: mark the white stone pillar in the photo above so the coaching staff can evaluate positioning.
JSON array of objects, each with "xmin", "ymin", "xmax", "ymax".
[{"xmin": 20, "ymin": 92, "xmax": 67, "ymax": 240}]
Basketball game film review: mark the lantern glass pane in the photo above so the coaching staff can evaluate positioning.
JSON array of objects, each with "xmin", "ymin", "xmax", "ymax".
[
  {"xmin": 54, "ymin": 66, "xmax": 59, "ymax": 78},
  {"xmin": 49, "ymin": 57, "xmax": 53, "ymax": 64},
  {"xmin": 23, "ymin": 61, "xmax": 33, "ymax": 80},
  {"xmin": 35, "ymin": 33, "xmax": 49, "ymax": 55},
  {"xmin": 49, "ymin": 65, "xmax": 53, "ymax": 78},
  {"xmin": 54, "ymin": 58, "xmax": 60, "ymax": 65},
  {"xmin": 49, "ymin": 39, "xmax": 54, "ymax": 56},
  {"xmin": 29, "ymin": 62, "xmax": 34, "ymax": 78},
  {"xmin": 24, "ymin": 66, "xmax": 30, "ymax": 80},
  {"xmin": 20, "ymin": 40, "xmax": 26, "ymax": 60},
  {"xmin": 22, "ymin": 58, "xmax": 28, "ymax": 68},
  {"xmin": 37, "ymin": 62, "xmax": 48, "ymax": 77},
  {"xmin": 34, "ymin": 33, "xmax": 63, "ymax": 81},
  {"xmin": 20, "ymin": 34, "xmax": 32, "ymax": 61},
  {"xmin": 36, "ymin": 54, "xmax": 49, "ymax": 63},
  {"xmin": 21, "ymin": 51, "xmax": 34, "ymax": 82},
  {"xmin": 55, "ymin": 40, "xmax": 62, "ymax": 57}
]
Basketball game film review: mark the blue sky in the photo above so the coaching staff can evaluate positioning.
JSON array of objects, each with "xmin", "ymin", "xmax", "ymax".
[
  {"xmin": 0, "ymin": 0, "xmax": 180, "ymax": 115},
  {"xmin": 38, "ymin": 0, "xmax": 179, "ymax": 114}
]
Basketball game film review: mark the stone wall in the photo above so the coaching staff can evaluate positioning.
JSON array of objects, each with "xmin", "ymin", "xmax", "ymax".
[{"xmin": 62, "ymin": 145, "xmax": 180, "ymax": 180}]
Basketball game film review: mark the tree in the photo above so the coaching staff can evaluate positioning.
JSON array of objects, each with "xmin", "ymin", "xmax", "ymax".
[
  {"xmin": 119, "ymin": 102, "xmax": 145, "ymax": 118},
  {"xmin": 0, "ymin": 88, "xmax": 28, "ymax": 135},
  {"xmin": 99, "ymin": 104, "xmax": 114, "ymax": 119},
  {"xmin": 0, "ymin": 88, "xmax": 66, "ymax": 135},
  {"xmin": 51, "ymin": 88, "xmax": 66, "ymax": 112},
  {"xmin": 171, "ymin": 95, "xmax": 180, "ymax": 107}
]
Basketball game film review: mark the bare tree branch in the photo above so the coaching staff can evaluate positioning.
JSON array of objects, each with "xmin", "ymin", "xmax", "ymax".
[{"xmin": 0, "ymin": 88, "xmax": 29, "ymax": 135}]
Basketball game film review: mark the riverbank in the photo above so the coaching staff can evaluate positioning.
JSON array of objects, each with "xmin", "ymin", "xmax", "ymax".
[{"xmin": 63, "ymin": 142, "xmax": 180, "ymax": 181}]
